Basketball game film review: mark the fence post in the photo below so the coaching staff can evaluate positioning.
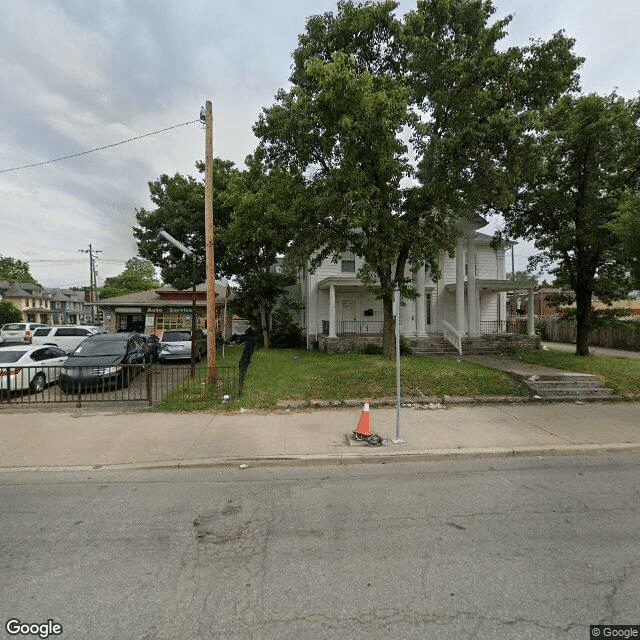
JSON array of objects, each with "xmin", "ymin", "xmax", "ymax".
[{"xmin": 146, "ymin": 364, "xmax": 153, "ymax": 406}]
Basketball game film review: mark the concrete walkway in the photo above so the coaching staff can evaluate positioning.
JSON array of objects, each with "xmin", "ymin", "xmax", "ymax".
[
  {"xmin": 543, "ymin": 341, "xmax": 640, "ymax": 359},
  {"xmin": 1, "ymin": 402, "xmax": 639, "ymax": 472}
]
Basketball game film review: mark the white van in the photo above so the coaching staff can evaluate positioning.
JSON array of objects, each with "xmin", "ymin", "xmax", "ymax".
[{"xmin": 31, "ymin": 325, "xmax": 106, "ymax": 353}]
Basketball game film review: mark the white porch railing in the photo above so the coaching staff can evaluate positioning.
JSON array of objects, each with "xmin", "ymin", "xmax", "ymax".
[{"xmin": 442, "ymin": 320, "xmax": 463, "ymax": 355}]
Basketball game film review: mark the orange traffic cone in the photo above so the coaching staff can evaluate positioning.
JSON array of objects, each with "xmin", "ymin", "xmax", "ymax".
[{"xmin": 353, "ymin": 398, "xmax": 372, "ymax": 437}]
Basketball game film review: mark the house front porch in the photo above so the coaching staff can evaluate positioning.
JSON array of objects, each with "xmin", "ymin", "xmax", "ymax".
[{"xmin": 317, "ymin": 318, "xmax": 539, "ymax": 354}]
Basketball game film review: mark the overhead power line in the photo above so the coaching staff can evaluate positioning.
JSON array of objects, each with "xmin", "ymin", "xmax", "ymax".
[{"xmin": 0, "ymin": 119, "xmax": 200, "ymax": 174}]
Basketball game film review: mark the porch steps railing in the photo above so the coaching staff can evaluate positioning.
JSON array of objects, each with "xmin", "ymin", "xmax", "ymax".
[{"xmin": 442, "ymin": 320, "xmax": 464, "ymax": 355}]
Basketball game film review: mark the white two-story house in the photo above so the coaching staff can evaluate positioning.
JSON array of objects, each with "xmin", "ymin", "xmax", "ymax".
[{"xmin": 295, "ymin": 216, "xmax": 539, "ymax": 354}]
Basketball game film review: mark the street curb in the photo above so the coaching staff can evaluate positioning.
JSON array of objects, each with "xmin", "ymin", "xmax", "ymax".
[{"xmin": 1, "ymin": 442, "xmax": 639, "ymax": 474}]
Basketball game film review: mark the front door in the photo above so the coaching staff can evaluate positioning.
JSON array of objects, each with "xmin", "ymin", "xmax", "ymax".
[{"xmin": 341, "ymin": 299, "xmax": 356, "ymax": 333}]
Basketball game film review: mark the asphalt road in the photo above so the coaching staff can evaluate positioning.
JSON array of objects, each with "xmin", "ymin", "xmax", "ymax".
[{"xmin": 1, "ymin": 456, "xmax": 639, "ymax": 640}]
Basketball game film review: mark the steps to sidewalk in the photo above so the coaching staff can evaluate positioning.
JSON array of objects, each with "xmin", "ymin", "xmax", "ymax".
[{"xmin": 524, "ymin": 373, "xmax": 615, "ymax": 401}]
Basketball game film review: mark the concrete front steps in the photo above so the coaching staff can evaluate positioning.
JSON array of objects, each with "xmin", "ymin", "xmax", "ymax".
[
  {"xmin": 409, "ymin": 336, "xmax": 460, "ymax": 356},
  {"xmin": 409, "ymin": 334, "xmax": 540, "ymax": 356},
  {"xmin": 524, "ymin": 373, "xmax": 616, "ymax": 401}
]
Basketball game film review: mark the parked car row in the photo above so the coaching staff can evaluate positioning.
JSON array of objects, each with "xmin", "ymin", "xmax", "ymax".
[{"xmin": 0, "ymin": 327, "xmax": 207, "ymax": 395}]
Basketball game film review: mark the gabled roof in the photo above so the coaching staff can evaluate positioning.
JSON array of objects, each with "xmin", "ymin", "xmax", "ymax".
[
  {"xmin": 96, "ymin": 281, "xmax": 231, "ymax": 306},
  {"xmin": 0, "ymin": 281, "xmax": 39, "ymax": 298}
]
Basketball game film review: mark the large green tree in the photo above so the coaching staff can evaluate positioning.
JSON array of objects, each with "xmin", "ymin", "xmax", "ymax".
[
  {"xmin": 0, "ymin": 255, "xmax": 40, "ymax": 286},
  {"xmin": 98, "ymin": 257, "xmax": 161, "ymax": 299},
  {"xmin": 134, "ymin": 159, "xmax": 237, "ymax": 289},
  {"xmin": 254, "ymin": 0, "xmax": 581, "ymax": 357},
  {"xmin": 606, "ymin": 191, "xmax": 640, "ymax": 288},
  {"xmin": 221, "ymin": 155, "xmax": 305, "ymax": 350},
  {"xmin": 501, "ymin": 93, "xmax": 640, "ymax": 355}
]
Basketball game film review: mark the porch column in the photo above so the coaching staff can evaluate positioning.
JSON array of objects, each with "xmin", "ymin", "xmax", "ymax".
[
  {"xmin": 527, "ymin": 288, "xmax": 535, "ymax": 336},
  {"xmin": 456, "ymin": 237, "xmax": 465, "ymax": 333},
  {"xmin": 416, "ymin": 265, "xmax": 427, "ymax": 336},
  {"xmin": 329, "ymin": 284, "xmax": 337, "ymax": 338},
  {"xmin": 467, "ymin": 235, "xmax": 478, "ymax": 336}
]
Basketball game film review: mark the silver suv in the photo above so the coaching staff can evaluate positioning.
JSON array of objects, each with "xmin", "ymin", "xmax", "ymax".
[
  {"xmin": 158, "ymin": 329, "xmax": 207, "ymax": 362},
  {"xmin": 0, "ymin": 322, "xmax": 48, "ymax": 344}
]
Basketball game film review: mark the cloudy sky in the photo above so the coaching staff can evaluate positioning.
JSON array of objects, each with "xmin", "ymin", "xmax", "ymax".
[{"xmin": 1, "ymin": 0, "xmax": 638, "ymax": 287}]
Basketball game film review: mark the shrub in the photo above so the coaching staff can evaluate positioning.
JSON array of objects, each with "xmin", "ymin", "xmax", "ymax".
[
  {"xmin": 0, "ymin": 300, "xmax": 22, "ymax": 326},
  {"xmin": 535, "ymin": 318, "xmax": 550, "ymax": 340},
  {"xmin": 270, "ymin": 309, "xmax": 305, "ymax": 348}
]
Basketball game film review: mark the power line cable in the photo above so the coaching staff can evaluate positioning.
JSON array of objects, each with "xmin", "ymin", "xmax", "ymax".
[{"xmin": 0, "ymin": 119, "xmax": 200, "ymax": 174}]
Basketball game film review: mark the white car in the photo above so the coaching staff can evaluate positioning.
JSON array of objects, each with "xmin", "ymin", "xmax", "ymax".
[
  {"xmin": 31, "ymin": 325, "xmax": 106, "ymax": 353},
  {"xmin": 0, "ymin": 345, "xmax": 68, "ymax": 394}
]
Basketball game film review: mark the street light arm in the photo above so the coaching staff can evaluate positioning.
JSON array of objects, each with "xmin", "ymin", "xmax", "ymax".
[{"xmin": 159, "ymin": 229, "xmax": 192, "ymax": 257}]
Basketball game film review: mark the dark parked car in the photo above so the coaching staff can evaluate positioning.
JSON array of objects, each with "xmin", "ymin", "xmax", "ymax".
[{"xmin": 60, "ymin": 333, "xmax": 146, "ymax": 390}]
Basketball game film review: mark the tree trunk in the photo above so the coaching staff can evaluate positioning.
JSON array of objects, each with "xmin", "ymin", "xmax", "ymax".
[
  {"xmin": 260, "ymin": 305, "xmax": 270, "ymax": 351},
  {"xmin": 574, "ymin": 282, "xmax": 592, "ymax": 356},
  {"xmin": 382, "ymin": 295, "xmax": 394, "ymax": 359}
]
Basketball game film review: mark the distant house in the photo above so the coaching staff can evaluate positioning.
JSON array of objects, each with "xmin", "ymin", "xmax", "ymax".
[
  {"xmin": 0, "ymin": 280, "xmax": 51, "ymax": 324},
  {"xmin": 295, "ymin": 216, "xmax": 538, "ymax": 354},
  {"xmin": 95, "ymin": 282, "xmax": 233, "ymax": 337},
  {"xmin": 46, "ymin": 288, "xmax": 91, "ymax": 325},
  {"xmin": 507, "ymin": 287, "xmax": 573, "ymax": 318},
  {"xmin": 513, "ymin": 288, "xmax": 640, "ymax": 319}
]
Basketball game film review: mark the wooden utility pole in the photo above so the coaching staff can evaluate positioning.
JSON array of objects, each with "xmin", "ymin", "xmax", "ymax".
[
  {"xmin": 204, "ymin": 100, "xmax": 217, "ymax": 384},
  {"xmin": 78, "ymin": 244, "xmax": 101, "ymax": 323}
]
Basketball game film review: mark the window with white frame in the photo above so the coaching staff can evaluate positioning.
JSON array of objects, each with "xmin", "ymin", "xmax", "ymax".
[{"xmin": 341, "ymin": 252, "xmax": 356, "ymax": 273}]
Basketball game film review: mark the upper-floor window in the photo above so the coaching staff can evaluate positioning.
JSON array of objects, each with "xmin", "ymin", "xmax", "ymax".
[
  {"xmin": 464, "ymin": 251, "xmax": 479, "ymax": 277},
  {"xmin": 341, "ymin": 252, "xmax": 356, "ymax": 273}
]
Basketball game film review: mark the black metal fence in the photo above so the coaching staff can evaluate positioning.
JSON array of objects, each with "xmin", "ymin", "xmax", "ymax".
[
  {"xmin": 238, "ymin": 333, "xmax": 256, "ymax": 393},
  {"xmin": 480, "ymin": 319, "xmax": 529, "ymax": 335},
  {"xmin": 321, "ymin": 320, "xmax": 385, "ymax": 335},
  {"xmin": 0, "ymin": 363, "xmax": 240, "ymax": 407}
]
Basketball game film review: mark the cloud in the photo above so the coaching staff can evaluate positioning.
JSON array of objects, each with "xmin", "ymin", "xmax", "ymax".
[{"xmin": 0, "ymin": 0, "xmax": 638, "ymax": 288}]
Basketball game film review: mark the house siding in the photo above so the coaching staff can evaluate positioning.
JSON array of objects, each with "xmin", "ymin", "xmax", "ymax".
[{"xmin": 300, "ymin": 236, "xmax": 512, "ymax": 342}]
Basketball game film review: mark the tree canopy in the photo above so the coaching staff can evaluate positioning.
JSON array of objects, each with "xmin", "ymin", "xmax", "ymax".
[
  {"xmin": 220, "ymin": 155, "xmax": 305, "ymax": 350},
  {"xmin": 501, "ymin": 92, "xmax": 640, "ymax": 355},
  {"xmin": 0, "ymin": 300, "xmax": 22, "ymax": 325},
  {"xmin": 254, "ymin": 0, "xmax": 582, "ymax": 357},
  {"xmin": 0, "ymin": 254, "xmax": 40, "ymax": 286},
  {"xmin": 134, "ymin": 159, "xmax": 238, "ymax": 289},
  {"xmin": 98, "ymin": 257, "xmax": 161, "ymax": 299}
]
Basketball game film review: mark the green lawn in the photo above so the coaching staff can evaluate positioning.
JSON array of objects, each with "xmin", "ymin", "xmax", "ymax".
[
  {"xmin": 153, "ymin": 348, "xmax": 529, "ymax": 411},
  {"xmin": 512, "ymin": 347, "xmax": 640, "ymax": 397},
  {"xmin": 152, "ymin": 345, "xmax": 243, "ymax": 411},
  {"xmin": 151, "ymin": 346, "xmax": 640, "ymax": 411},
  {"xmin": 238, "ymin": 349, "xmax": 528, "ymax": 409}
]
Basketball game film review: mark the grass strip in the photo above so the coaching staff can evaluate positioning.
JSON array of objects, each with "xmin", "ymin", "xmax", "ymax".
[{"xmin": 152, "ymin": 345, "xmax": 243, "ymax": 411}]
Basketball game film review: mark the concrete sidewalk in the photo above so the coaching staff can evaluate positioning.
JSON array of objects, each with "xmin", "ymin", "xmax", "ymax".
[
  {"xmin": 1, "ymin": 402, "xmax": 639, "ymax": 472},
  {"xmin": 543, "ymin": 341, "xmax": 640, "ymax": 359}
]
